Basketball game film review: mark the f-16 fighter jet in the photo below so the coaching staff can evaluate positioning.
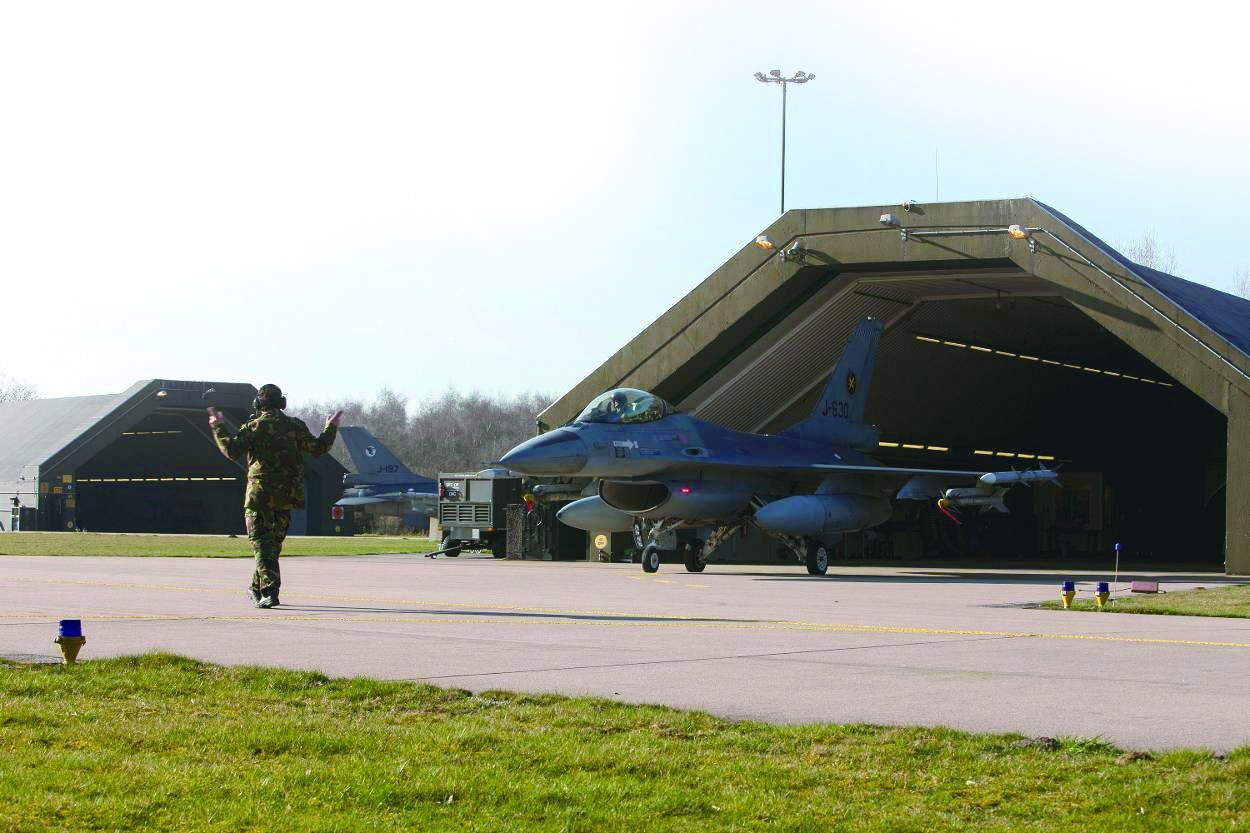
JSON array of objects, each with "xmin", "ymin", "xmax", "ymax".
[
  {"xmin": 334, "ymin": 427, "xmax": 437, "ymax": 516},
  {"xmin": 500, "ymin": 319, "xmax": 1056, "ymax": 574}
]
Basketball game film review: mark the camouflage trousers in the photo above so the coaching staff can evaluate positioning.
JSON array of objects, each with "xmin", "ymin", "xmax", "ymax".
[{"xmin": 245, "ymin": 509, "xmax": 291, "ymax": 598}]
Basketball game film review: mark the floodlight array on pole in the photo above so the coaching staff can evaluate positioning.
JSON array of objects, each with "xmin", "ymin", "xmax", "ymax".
[{"xmin": 753, "ymin": 70, "xmax": 815, "ymax": 216}]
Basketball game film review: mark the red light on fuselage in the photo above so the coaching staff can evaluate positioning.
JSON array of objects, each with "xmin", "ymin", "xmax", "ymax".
[{"xmin": 680, "ymin": 486, "xmax": 691, "ymax": 494}]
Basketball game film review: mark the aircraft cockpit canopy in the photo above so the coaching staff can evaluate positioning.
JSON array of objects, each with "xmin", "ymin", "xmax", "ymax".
[{"xmin": 575, "ymin": 388, "xmax": 671, "ymax": 425}]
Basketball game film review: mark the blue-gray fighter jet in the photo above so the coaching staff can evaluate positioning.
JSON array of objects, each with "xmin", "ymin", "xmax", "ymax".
[
  {"xmin": 500, "ymin": 319, "xmax": 1056, "ymax": 574},
  {"xmin": 335, "ymin": 427, "xmax": 437, "ymax": 516}
]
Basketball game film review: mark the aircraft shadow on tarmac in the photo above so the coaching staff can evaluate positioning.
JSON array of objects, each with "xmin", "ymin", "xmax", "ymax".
[
  {"xmin": 277, "ymin": 604, "xmax": 770, "ymax": 625},
  {"xmin": 740, "ymin": 570, "xmax": 1241, "ymax": 585}
]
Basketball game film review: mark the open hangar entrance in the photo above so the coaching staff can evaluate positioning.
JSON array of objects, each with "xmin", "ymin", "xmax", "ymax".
[
  {"xmin": 0, "ymin": 380, "xmax": 346, "ymax": 535},
  {"xmin": 538, "ymin": 199, "xmax": 1250, "ymax": 573},
  {"xmin": 715, "ymin": 273, "xmax": 1226, "ymax": 566}
]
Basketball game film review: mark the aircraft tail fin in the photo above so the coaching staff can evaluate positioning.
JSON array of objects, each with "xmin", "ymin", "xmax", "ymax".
[
  {"xmin": 339, "ymin": 426, "xmax": 415, "ymax": 476},
  {"xmin": 782, "ymin": 318, "xmax": 882, "ymax": 448}
]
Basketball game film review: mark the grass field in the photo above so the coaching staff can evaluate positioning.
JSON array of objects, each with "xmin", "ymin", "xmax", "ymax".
[
  {"xmin": 0, "ymin": 655, "xmax": 1246, "ymax": 832},
  {"xmin": 0, "ymin": 532, "xmax": 439, "ymax": 558},
  {"xmin": 1040, "ymin": 583, "xmax": 1250, "ymax": 619}
]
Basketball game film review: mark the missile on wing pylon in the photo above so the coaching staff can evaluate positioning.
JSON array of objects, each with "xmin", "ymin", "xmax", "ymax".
[{"xmin": 977, "ymin": 468, "xmax": 1060, "ymax": 487}]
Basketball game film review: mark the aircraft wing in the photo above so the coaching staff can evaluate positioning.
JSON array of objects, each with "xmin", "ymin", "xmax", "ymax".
[
  {"xmin": 810, "ymin": 463, "xmax": 986, "ymax": 480},
  {"xmin": 335, "ymin": 496, "xmax": 395, "ymax": 507},
  {"xmin": 671, "ymin": 457, "xmax": 986, "ymax": 480},
  {"xmin": 337, "ymin": 493, "xmax": 437, "ymax": 506},
  {"xmin": 674, "ymin": 458, "xmax": 1056, "ymax": 492}
]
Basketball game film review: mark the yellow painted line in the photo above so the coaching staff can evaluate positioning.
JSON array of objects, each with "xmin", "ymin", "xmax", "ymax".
[
  {"xmin": 2, "ymin": 612, "xmax": 1249, "ymax": 649},
  {"xmin": 655, "ymin": 580, "xmax": 675, "ymax": 585},
  {"xmin": 2, "ymin": 575, "xmax": 720, "ymax": 622},
  {"xmin": 685, "ymin": 584, "xmax": 711, "ymax": 589},
  {"xmin": 7, "ymin": 577, "xmax": 1249, "ymax": 649}
]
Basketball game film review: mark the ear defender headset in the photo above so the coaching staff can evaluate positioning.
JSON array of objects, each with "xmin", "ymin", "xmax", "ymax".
[{"xmin": 253, "ymin": 383, "xmax": 287, "ymax": 413}]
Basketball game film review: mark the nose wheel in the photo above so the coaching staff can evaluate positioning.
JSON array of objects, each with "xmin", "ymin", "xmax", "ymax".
[{"xmin": 641, "ymin": 544, "xmax": 662, "ymax": 573}]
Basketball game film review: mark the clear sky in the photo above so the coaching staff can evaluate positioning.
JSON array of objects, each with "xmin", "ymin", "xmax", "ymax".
[{"xmin": 2, "ymin": 1, "xmax": 1246, "ymax": 408}]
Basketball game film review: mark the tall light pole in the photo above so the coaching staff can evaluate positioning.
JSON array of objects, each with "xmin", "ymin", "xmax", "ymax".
[{"xmin": 754, "ymin": 69, "xmax": 815, "ymax": 216}]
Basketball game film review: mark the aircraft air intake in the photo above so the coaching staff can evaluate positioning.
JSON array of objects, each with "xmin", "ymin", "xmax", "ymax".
[
  {"xmin": 598, "ymin": 481, "xmax": 670, "ymax": 513},
  {"xmin": 598, "ymin": 480, "xmax": 755, "ymax": 520}
]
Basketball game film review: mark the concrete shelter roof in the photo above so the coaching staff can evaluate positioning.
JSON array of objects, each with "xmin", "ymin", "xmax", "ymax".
[
  {"xmin": 0, "ymin": 393, "xmax": 128, "ymax": 484},
  {"xmin": 539, "ymin": 198, "xmax": 1250, "ymax": 431}
]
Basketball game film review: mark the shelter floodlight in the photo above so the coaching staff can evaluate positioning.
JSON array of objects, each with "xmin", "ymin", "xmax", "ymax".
[
  {"xmin": 1007, "ymin": 224, "xmax": 1029, "ymax": 239},
  {"xmin": 879, "ymin": 213, "xmax": 899, "ymax": 227},
  {"xmin": 769, "ymin": 69, "xmax": 781, "ymax": 77},
  {"xmin": 754, "ymin": 235, "xmax": 776, "ymax": 251},
  {"xmin": 754, "ymin": 72, "xmax": 766, "ymax": 81}
]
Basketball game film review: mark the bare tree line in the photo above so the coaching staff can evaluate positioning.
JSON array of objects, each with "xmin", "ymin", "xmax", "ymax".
[
  {"xmin": 0, "ymin": 374, "xmax": 37, "ymax": 404},
  {"xmin": 1122, "ymin": 234, "xmax": 1179, "ymax": 276},
  {"xmin": 292, "ymin": 389, "xmax": 553, "ymax": 477},
  {"xmin": 1121, "ymin": 234, "xmax": 1250, "ymax": 300}
]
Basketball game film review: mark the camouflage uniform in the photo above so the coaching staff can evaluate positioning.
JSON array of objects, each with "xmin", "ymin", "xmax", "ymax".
[{"xmin": 212, "ymin": 409, "xmax": 337, "ymax": 601}]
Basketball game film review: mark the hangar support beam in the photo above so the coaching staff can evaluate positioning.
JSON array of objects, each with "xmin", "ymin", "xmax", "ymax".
[{"xmin": 1226, "ymin": 389, "xmax": 1250, "ymax": 574}]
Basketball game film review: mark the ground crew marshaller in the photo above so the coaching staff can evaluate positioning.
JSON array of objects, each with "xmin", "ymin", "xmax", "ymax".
[{"xmin": 207, "ymin": 384, "xmax": 342, "ymax": 609}]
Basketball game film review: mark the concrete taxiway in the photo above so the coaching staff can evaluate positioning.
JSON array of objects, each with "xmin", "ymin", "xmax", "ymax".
[{"xmin": 2, "ymin": 554, "xmax": 1248, "ymax": 751}]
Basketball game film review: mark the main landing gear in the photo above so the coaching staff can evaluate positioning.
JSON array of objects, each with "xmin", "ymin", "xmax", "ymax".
[
  {"xmin": 631, "ymin": 517, "xmax": 836, "ymax": 577},
  {"xmin": 805, "ymin": 539, "xmax": 830, "ymax": 576},
  {"xmin": 747, "ymin": 519, "xmax": 835, "ymax": 577}
]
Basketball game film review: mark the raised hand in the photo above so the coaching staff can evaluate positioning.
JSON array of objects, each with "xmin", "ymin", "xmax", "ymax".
[
  {"xmin": 206, "ymin": 407, "xmax": 224, "ymax": 428},
  {"xmin": 327, "ymin": 410, "xmax": 344, "ymax": 428}
]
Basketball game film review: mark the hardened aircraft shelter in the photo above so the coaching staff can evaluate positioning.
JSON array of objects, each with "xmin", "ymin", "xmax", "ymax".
[
  {"xmin": 0, "ymin": 380, "xmax": 346, "ymax": 535},
  {"xmin": 540, "ymin": 199, "xmax": 1250, "ymax": 573}
]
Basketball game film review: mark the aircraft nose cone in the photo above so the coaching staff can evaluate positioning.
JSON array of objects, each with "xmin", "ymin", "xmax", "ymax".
[{"xmin": 499, "ymin": 429, "xmax": 588, "ymax": 475}]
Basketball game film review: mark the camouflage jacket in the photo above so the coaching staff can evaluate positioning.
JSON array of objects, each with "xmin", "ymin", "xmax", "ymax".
[{"xmin": 212, "ymin": 410, "xmax": 337, "ymax": 511}]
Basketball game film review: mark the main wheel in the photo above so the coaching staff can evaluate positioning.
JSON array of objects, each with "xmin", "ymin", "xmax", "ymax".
[
  {"xmin": 683, "ymin": 543, "xmax": 705, "ymax": 573},
  {"xmin": 641, "ymin": 544, "xmax": 661, "ymax": 573},
  {"xmin": 805, "ymin": 540, "xmax": 829, "ymax": 576}
]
